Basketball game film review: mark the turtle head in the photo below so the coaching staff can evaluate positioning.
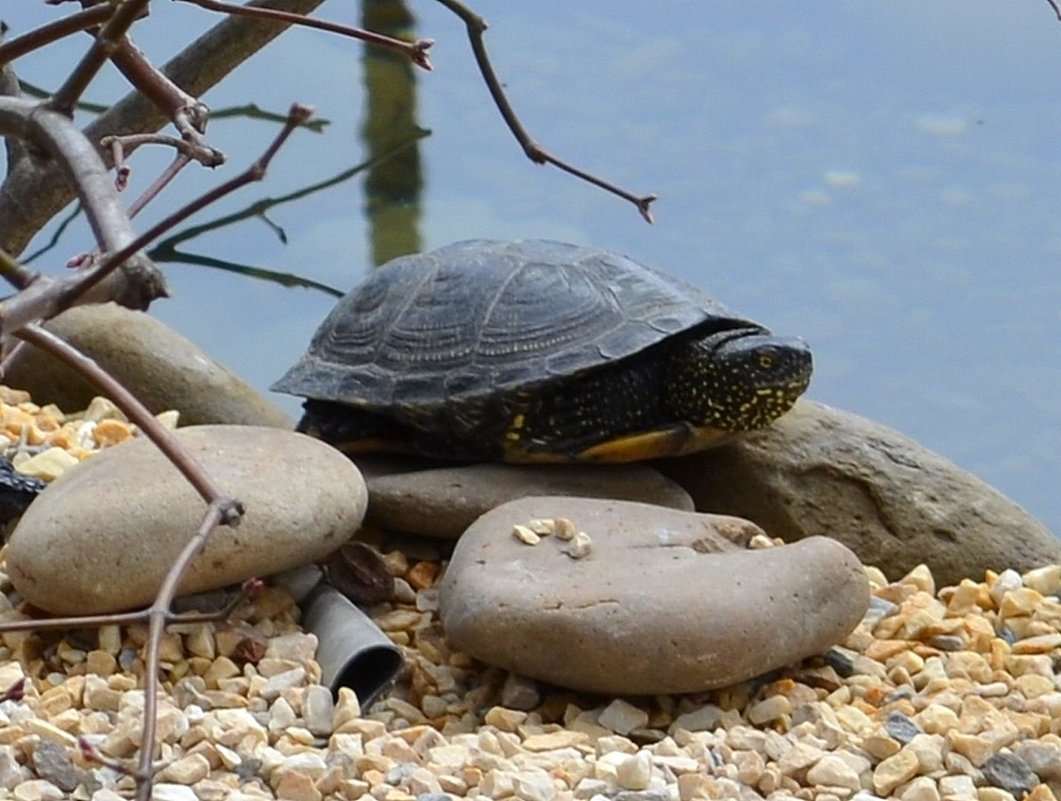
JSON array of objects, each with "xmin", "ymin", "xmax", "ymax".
[{"xmin": 665, "ymin": 327, "xmax": 812, "ymax": 431}]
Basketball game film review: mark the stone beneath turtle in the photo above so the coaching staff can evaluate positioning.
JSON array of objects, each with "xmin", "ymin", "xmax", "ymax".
[{"xmin": 273, "ymin": 240, "xmax": 812, "ymax": 462}]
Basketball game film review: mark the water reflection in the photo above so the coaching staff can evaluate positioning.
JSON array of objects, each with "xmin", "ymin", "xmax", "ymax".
[{"xmin": 361, "ymin": 0, "xmax": 424, "ymax": 267}]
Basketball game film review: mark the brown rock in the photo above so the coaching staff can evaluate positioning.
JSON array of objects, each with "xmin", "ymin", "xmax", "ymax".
[
  {"xmin": 7, "ymin": 425, "xmax": 365, "ymax": 614},
  {"xmin": 361, "ymin": 459, "xmax": 694, "ymax": 539},
  {"xmin": 439, "ymin": 495, "xmax": 868, "ymax": 695},
  {"xmin": 4, "ymin": 303, "xmax": 292, "ymax": 428},
  {"xmin": 660, "ymin": 400, "xmax": 1060, "ymax": 586}
]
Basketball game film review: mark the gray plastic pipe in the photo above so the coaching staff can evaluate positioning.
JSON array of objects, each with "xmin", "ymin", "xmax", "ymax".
[{"xmin": 273, "ymin": 565, "xmax": 405, "ymax": 708}]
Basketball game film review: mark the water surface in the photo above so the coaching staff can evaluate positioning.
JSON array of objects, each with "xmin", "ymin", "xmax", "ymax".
[{"xmin": 7, "ymin": 1, "xmax": 1061, "ymax": 532}]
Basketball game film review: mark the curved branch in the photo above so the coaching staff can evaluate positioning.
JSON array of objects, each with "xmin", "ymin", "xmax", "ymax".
[
  {"xmin": 0, "ymin": 96, "xmax": 167, "ymax": 314},
  {"xmin": 0, "ymin": 0, "xmax": 327, "ymax": 256},
  {"xmin": 434, "ymin": 0, "xmax": 657, "ymax": 222}
]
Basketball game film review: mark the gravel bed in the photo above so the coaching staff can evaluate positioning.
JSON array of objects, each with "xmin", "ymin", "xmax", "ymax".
[
  {"xmin": 0, "ymin": 552, "xmax": 1058, "ymax": 801},
  {"xmin": 0, "ymin": 390, "xmax": 1058, "ymax": 800}
]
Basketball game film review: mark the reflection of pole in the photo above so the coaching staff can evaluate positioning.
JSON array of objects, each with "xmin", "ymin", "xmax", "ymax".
[{"xmin": 361, "ymin": 0, "xmax": 424, "ymax": 268}]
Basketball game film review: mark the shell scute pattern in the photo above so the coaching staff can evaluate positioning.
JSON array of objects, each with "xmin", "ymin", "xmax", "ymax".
[{"xmin": 274, "ymin": 240, "xmax": 754, "ymax": 412}]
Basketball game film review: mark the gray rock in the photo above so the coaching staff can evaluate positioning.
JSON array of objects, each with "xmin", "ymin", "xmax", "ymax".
[
  {"xmin": 4, "ymin": 303, "xmax": 292, "ymax": 428},
  {"xmin": 1012, "ymin": 741, "xmax": 1061, "ymax": 781},
  {"xmin": 982, "ymin": 752, "xmax": 1040, "ymax": 796},
  {"xmin": 661, "ymin": 400, "xmax": 1060, "ymax": 585},
  {"xmin": 7, "ymin": 425, "xmax": 365, "ymax": 614},
  {"xmin": 439, "ymin": 496, "xmax": 868, "ymax": 695},
  {"xmin": 500, "ymin": 672, "xmax": 541, "ymax": 711},
  {"xmin": 31, "ymin": 741, "xmax": 84, "ymax": 792},
  {"xmin": 361, "ymin": 460, "xmax": 694, "ymax": 539},
  {"xmin": 884, "ymin": 711, "xmax": 921, "ymax": 745}
]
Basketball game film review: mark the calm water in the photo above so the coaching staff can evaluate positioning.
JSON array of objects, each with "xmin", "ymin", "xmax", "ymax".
[{"xmin": 7, "ymin": 2, "xmax": 1061, "ymax": 533}]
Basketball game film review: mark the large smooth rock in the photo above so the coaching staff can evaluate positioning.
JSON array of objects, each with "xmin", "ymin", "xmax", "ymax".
[
  {"xmin": 362, "ymin": 459, "xmax": 694, "ymax": 538},
  {"xmin": 439, "ymin": 496, "xmax": 869, "ymax": 695},
  {"xmin": 661, "ymin": 400, "xmax": 1060, "ymax": 586},
  {"xmin": 4, "ymin": 303, "xmax": 293, "ymax": 428},
  {"xmin": 7, "ymin": 426, "xmax": 365, "ymax": 614}
]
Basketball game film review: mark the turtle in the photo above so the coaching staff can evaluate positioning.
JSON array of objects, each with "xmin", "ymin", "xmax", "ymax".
[{"xmin": 272, "ymin": 240, "xmax": 812, "ymax": 463}]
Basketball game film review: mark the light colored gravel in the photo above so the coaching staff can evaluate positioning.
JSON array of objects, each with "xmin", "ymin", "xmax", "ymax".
[
  {"xmin": 1, "ymin": 389, "xmax": 1059, "ymax": 800},
  {"xmin": 0, "ymin": 551, "xmax": 1058, "ymax": 801}
]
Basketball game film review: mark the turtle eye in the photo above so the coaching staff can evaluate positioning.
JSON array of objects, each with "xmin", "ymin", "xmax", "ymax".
[{"xmin": 757, "ymin": 352, "xmax": 775, "ymax": 369}]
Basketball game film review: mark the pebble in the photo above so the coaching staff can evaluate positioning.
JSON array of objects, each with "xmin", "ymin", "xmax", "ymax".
[
  {"xmin": 440, "ymin": 496, "xmax": 868, "ymax": 693},
  {"xmin": 6, "ymin": 425, "xmax": 367, "ymax": 614},
  {"xmin": 873, "ymin": 748, "xmax": 921, "ymax": 796},
  {"xmin": 885, "ymin": 710, "xmax": 922, "ymax": 744},
  {"xmin": 598, "ymin": 700, "xmax": 648, "ymax": 735},
  {"xmin": 0, "ymin": 399, "xmax": 1058, "ymax": 801},
  {"xmin": 981, "ymin": 752, "xmax": 1040, "ymax": 796}
]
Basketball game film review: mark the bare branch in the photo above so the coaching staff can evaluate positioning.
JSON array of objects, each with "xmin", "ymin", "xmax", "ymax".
[
  {"xmin": 126, "ymin": 153, "xmax": 193, "ymax": 217},
  {"xmin": 0, "ymin": 96, "xmax": 168, "ymax": 314},
  {"xmin": 136, "ymin": 502, "xmax": 233, "ymax": 797},
  {"xmin": 178, "ymin": 0, "xmax": 435, "ymax": 70},
  {"xmin": 48, "ymin": 0, "xmax": 151, "ymax": 116},
  {"xmin": 0, "ymin": 4, "xmax": 115, "ymax": 64},
  {"xmin": 0, "ymin": 246, "xmax": 41, "ymax": 292},
  {"xmin": 434, "ymin": 0, "xmax": 657, "ymax": 222},
  {"xmin": 0, "ymin": 0, "xmax": 328, "ymax": 256},
  {"xmin": 16, "ymin": 323, "xmax": 241, "ymax": 514},
  {"xmin": 63, "ymin": 102, "xmax": 313, "ymax": 307}
]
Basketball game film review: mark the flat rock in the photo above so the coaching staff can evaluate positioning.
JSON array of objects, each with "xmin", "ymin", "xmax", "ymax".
[
  {"xmin": 7, "ymin": 425, "xmax": 365, "ymax": 614},
  {"xmin": 660, "ymin": 400, "xmax": 1060, "ymax": 586},
  {"xmin": 439, "ymin": 496, "xmax": 868, "ymax": 695},
  {"xmin": 361, "ymin": 459, "xmax": 694, "ymax": 538},
  {"xmin": 4, "ymin": 303, "xmax": 292, "ymax": 428}
]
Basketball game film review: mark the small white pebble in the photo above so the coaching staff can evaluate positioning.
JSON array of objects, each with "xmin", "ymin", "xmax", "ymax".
[
  {"xmin": 513, "ymin": 524, "xmax": 541, "ymax": 545},
  {"xmin": 553, "ymin": 517, "xmax": 577, "ymax": 540},
  {"xmin": 562, "ymin": 531, "xmax": 592, "ymax": 559}
]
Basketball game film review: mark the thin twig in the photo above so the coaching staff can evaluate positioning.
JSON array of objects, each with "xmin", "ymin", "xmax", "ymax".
[
  {"xmin": 61, "ymin": 102, "xmax": 314, "ymax": 309},
  {"xmin": 178, "ymin": 0, "xmax": 435, "ymax": 69},
  {"xmin": 0, "ymin": 4, "xmax": 115, "ymax": 64},
  {"xmin": 0, "ymin": 246, "xmax": 41, "ymax": 292},
  {"xmin": 48, "ymin": 0, "xmax": 151, "ymax": 116},
  {"xmin": 127, "ymin": 153, "xmax": 193, "ymax": 218},
  {"xmin": 434, "ymin": 0, "xmax": 657, "ymax": 222},
  {"xmin": 136, "ymin": 502, "xmax": 229, "ymax": 798},
  {"xmin": 16, "ymin": 325, "xmax": 242, "ymax": 515},
  {"xmin": 100, "ymin": 132, "xmax": 223, "ymax": 169}
]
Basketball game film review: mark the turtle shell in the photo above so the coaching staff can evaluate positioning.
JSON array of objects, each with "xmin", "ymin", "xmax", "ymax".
[{"xmin": 272, "ymin": 240, "xmax": 759, "ymax": 412}]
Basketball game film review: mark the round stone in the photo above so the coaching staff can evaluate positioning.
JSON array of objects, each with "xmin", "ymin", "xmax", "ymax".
[
  {"xmin": 6, "ymin": 425, "xmax": 366, "ymax": 614},
  {"xmin": 4, "ymin": 303, "xmax": 293, "ymax": 429},
  {"xmin": 360, "ymin": 459, "xmax": 694, "ymax": 539},
  {"xmin": 439, "ymin": 495, "xmax": 869, "ymax": 695}
]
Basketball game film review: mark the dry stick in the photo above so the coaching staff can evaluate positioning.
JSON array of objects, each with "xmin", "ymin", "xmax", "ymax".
[
  {"xmin": 126, "ymin": 153, "xmax": 193, "ymax": 218},
  {"xmin": 61, "ymin": 102, "xmax": 314, "ymax": 309},
  {"xmin": 0, "ymin": 0, "xmax": 329, "ymax": 256},
  {"xmin": 107, "ymin": 36, "xmax": 223, "ymax": 166},
  {"xmin": 434, "ymin": 0, "xmax": 657, "ymax": 223},
  {"xmin": 0, "ymin": 97, "xmax": 166, "ymax": 322},
  {"xmin": 15, "ymin": 323, "xmax": 244, "ymax": 800},
  {"xmin": 48, "ymin": 0, "xmax": 151, "ymax": 116},
  {"xmin": 0, "ymin": 578, "xmax": 259, "ymax": 634},
  {"xmin": 178, "ymin": 0, "xmax": 435, "ymax": 70},
  {"xmin": 0, "ymin": 4, "xmax": 115, "ymax": 64},
  {"xmin": 17, "ymin": 324, "xmax": 240, "ymax": 515}
]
